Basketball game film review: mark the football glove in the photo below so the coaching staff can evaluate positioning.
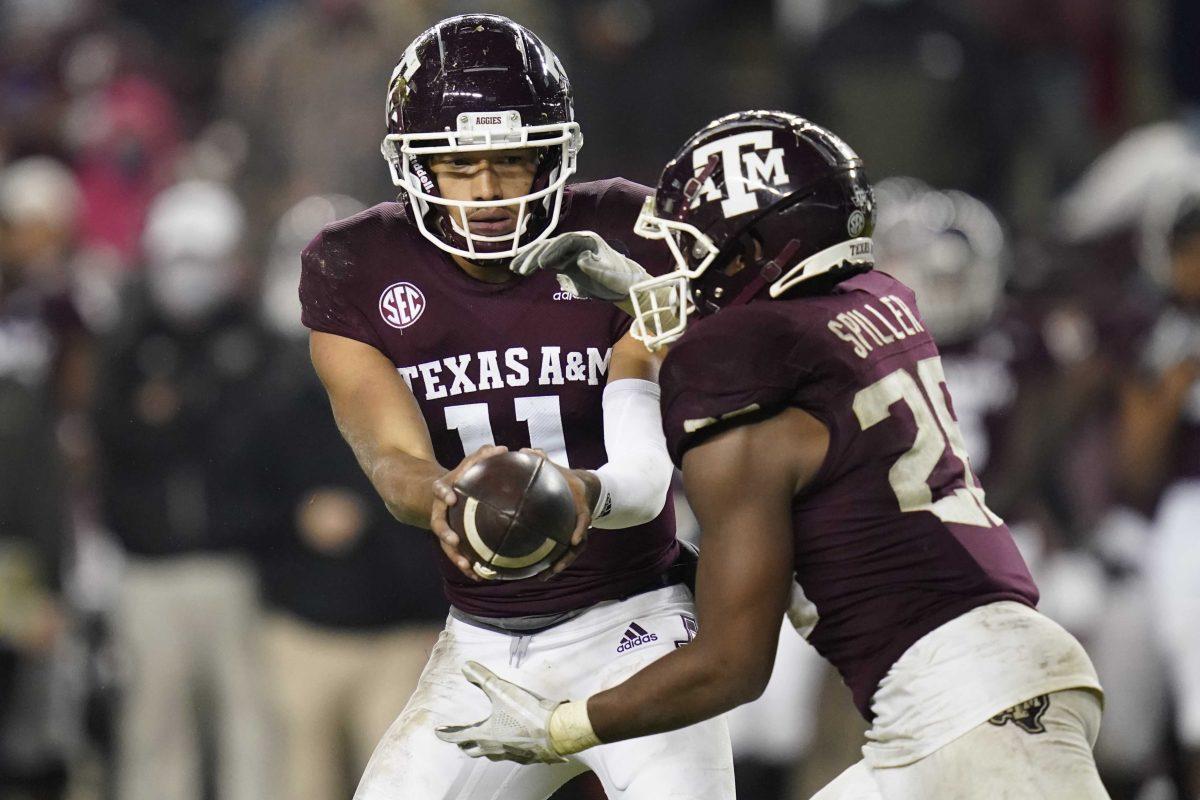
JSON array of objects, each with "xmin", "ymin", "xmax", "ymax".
[
  {"xmin": 510, "ymin": 231, "xmax": 651, "ymax": 302},
  {"xmin": 434, "ymin": 661, "xmax": 567, "ymax": 764}
]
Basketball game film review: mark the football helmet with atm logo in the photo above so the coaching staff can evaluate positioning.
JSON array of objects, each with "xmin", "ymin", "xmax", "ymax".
[{"xmin": 631, "ymin": 111, "xmax": 875, "ymax": 349}]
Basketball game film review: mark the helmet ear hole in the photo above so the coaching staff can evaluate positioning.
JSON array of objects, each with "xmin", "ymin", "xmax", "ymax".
[
  {"xmin": 717, "ymin": 235, "xmax": 760, "ymax": 277},
  {"xmin": 720, "ymin": 258, "xmax": 746, "ymax": 278},
  {"xmin": 745, "ymin": 231, "xmax": 765, "ymax": 263}
]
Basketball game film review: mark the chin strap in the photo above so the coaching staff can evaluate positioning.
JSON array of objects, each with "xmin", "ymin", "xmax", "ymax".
[
  {"xmin": 768, "ymin": 237, "xmax": 874, "ymax": 298},
  {"xmin": 721, "ymin": 237, "xmax": 874, "ymax": 309},
  {"xmin": 727, "ymin": 238, "xmax": 805, "ymax": 308}
]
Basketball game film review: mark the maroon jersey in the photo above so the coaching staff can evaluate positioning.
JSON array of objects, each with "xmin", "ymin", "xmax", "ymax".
[
  {"xmin": 660, "ymin": 270, "xmax": 1038, "ymax": 718},
  {"xmin": 299, "ymin": 179, "xmax": 678, "ymax": 618}
]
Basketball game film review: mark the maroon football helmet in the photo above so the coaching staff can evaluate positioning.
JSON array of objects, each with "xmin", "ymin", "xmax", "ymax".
[
  {"xmin": 631, "ymin": 111, "xmax": 875, "ymax": 348},
  {"xmin": 380, "ymin": 14, "xmax": 583, "ymax": 260}
]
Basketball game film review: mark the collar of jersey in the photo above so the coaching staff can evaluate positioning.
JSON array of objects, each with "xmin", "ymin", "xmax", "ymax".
[{"xmin": 429, "ymin": 248, "xmax": 532, "ymax": 296}]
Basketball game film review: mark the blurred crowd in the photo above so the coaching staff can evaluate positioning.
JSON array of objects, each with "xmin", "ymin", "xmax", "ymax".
[{"xmin": 1, "ymin": 1, "xmax": 1198, "ymax": 799}]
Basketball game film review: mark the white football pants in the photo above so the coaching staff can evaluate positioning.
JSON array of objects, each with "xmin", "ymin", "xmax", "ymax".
[
  {"xmin": 812, "ymin": 688, "xmax": 1110, "ymax": 800},
  {"xmin": 353, "ymin": 584, "xmax": 735, "ymax": 800}
]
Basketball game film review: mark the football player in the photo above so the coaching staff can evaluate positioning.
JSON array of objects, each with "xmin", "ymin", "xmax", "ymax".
[
  {"xmin": 435, "ymin": 111, "xmax": 1110, "ymax": 799},
  {"xmin": 299, "ymin": 14, "xmax": 734, "ymax": 800}
]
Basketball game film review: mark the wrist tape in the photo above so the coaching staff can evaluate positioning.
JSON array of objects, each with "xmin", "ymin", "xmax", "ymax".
[{"xmin": 548, "ymin": 700, "xmax": 601, "ymax": 755}]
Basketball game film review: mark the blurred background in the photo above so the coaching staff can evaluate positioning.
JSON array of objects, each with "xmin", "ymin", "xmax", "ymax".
[{"xmin": 1, "ymin": 0, "xmax": 1199, "ymax": 799}]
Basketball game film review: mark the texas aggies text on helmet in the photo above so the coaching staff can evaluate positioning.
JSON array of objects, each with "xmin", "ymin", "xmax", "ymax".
[
  {"xmin": 380, "ymin": 14, "xmax": 583, "ymax": 261},
  {"xmin": 630, "ymin": 111, "xmax": 875, "ymax": 349}
]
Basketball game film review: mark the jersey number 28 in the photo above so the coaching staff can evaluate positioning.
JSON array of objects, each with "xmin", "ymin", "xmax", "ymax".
[{"xmin": 853, "ymin": 356, "xmax": 1002, "ymax": 528}]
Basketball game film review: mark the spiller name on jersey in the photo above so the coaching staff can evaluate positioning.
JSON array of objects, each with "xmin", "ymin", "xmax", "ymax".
[
  {"xmin": 396, "ymin": 345, "xmax": 612, "ymax": 400},
  {"xmin": 826, "ymin": 292, "xmax": 926, "ymax": 360}
]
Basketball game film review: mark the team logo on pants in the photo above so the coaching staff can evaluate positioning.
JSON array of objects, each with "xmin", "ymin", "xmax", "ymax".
[
  {"xmin": 988, "ymin": 694, "xmax": 1050, "ymax": 734},
  {"xmin": 617, "ymin": 621, "xmax": 658, "ymax": 653},
  {"xmin": 674, "ymin": 614, "xmax": 698, "ymax": 649}
]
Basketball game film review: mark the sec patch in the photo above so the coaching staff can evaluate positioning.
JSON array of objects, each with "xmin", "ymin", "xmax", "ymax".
[{"xmin": 379, "ymin": 281, "xmax": 426, "ymax": 329}]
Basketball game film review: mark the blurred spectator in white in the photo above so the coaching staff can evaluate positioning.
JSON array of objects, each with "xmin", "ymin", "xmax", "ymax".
[
  {"xmin": 1057, "ymin": 118, "xmax": 1200, "ymax": 256},
  {"xmin": 0, "ymin": 155, "xmax": 90, "ymax": 800},
  {"xmin": 252, "ymin": 194, "xmax": 446, "ymax": 800},
  {"xmin": 1036, "ymin": 174, "xmax": 1200, "ymax": 800},
  {"xmin": 92, "ymin": 180, "xmax": 271, "ymax": 800}
]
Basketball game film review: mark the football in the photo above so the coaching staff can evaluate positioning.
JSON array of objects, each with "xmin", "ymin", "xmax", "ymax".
[{"xmin": 448, "ymin": 451, "xmax": 578, "ymax": 580}]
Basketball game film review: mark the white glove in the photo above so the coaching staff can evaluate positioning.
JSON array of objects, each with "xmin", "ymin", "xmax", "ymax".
[
  {"xmin": 434, "ymin": 661, "xmax": 567, "ymax": 764},
  {"xmin": 511, "ymin": 231, "xmax": 651, "ymax": 302}
]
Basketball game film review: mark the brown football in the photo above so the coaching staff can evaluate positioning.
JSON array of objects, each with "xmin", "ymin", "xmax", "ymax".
[{"xmin": 449, "ymin": 451, "xmax": 578, "ymax": 580}]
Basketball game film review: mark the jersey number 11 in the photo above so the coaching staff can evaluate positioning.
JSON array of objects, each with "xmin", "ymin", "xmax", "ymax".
[{"xmin": 445, "ymin": 395, "xmax": 571, "ymax": 467}]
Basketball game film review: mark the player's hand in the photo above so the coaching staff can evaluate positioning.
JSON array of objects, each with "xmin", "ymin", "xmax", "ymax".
[
  {"xmin": 520, "ymin": 448, "xmax": 592, "ymax": 579},
  {"xmin": 510, "ymin": 231, "xmax": 651, "ymax": 304},
  {"xmin": 431, "ymin": 444, "xmax": 509, "ymax": 581},
  {"xmin": 435, "ymin": 661, "xmax": 567, "ymax": 764}
]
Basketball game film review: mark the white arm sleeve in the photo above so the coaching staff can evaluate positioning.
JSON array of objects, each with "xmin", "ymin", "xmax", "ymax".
[{"xmin": 590, "ymin": 378, "xmax": 672, "ymax": 530}]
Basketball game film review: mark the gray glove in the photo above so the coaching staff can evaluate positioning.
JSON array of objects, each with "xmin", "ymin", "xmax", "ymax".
[
  {"xmin": 511, "ymin": 231, "xmax": 651, "ymax": 302},
  {"xmin": 434, "ymin": 661, "xmax": 567, "ymax": 764}
]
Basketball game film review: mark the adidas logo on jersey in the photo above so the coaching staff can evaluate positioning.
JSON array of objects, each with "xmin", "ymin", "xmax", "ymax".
[{"xmin": 616, "ymin": 621, "xmax": 658, "ymax": 653}]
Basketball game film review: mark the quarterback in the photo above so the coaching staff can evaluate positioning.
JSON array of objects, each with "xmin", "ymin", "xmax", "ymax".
[
  {"xmin": 300, "ymin": 14, "xmax": 733, "ymax": 800},
  {"xmin": 436, "ymin": 111, "xmax": 1111, "ymax": 799}
]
